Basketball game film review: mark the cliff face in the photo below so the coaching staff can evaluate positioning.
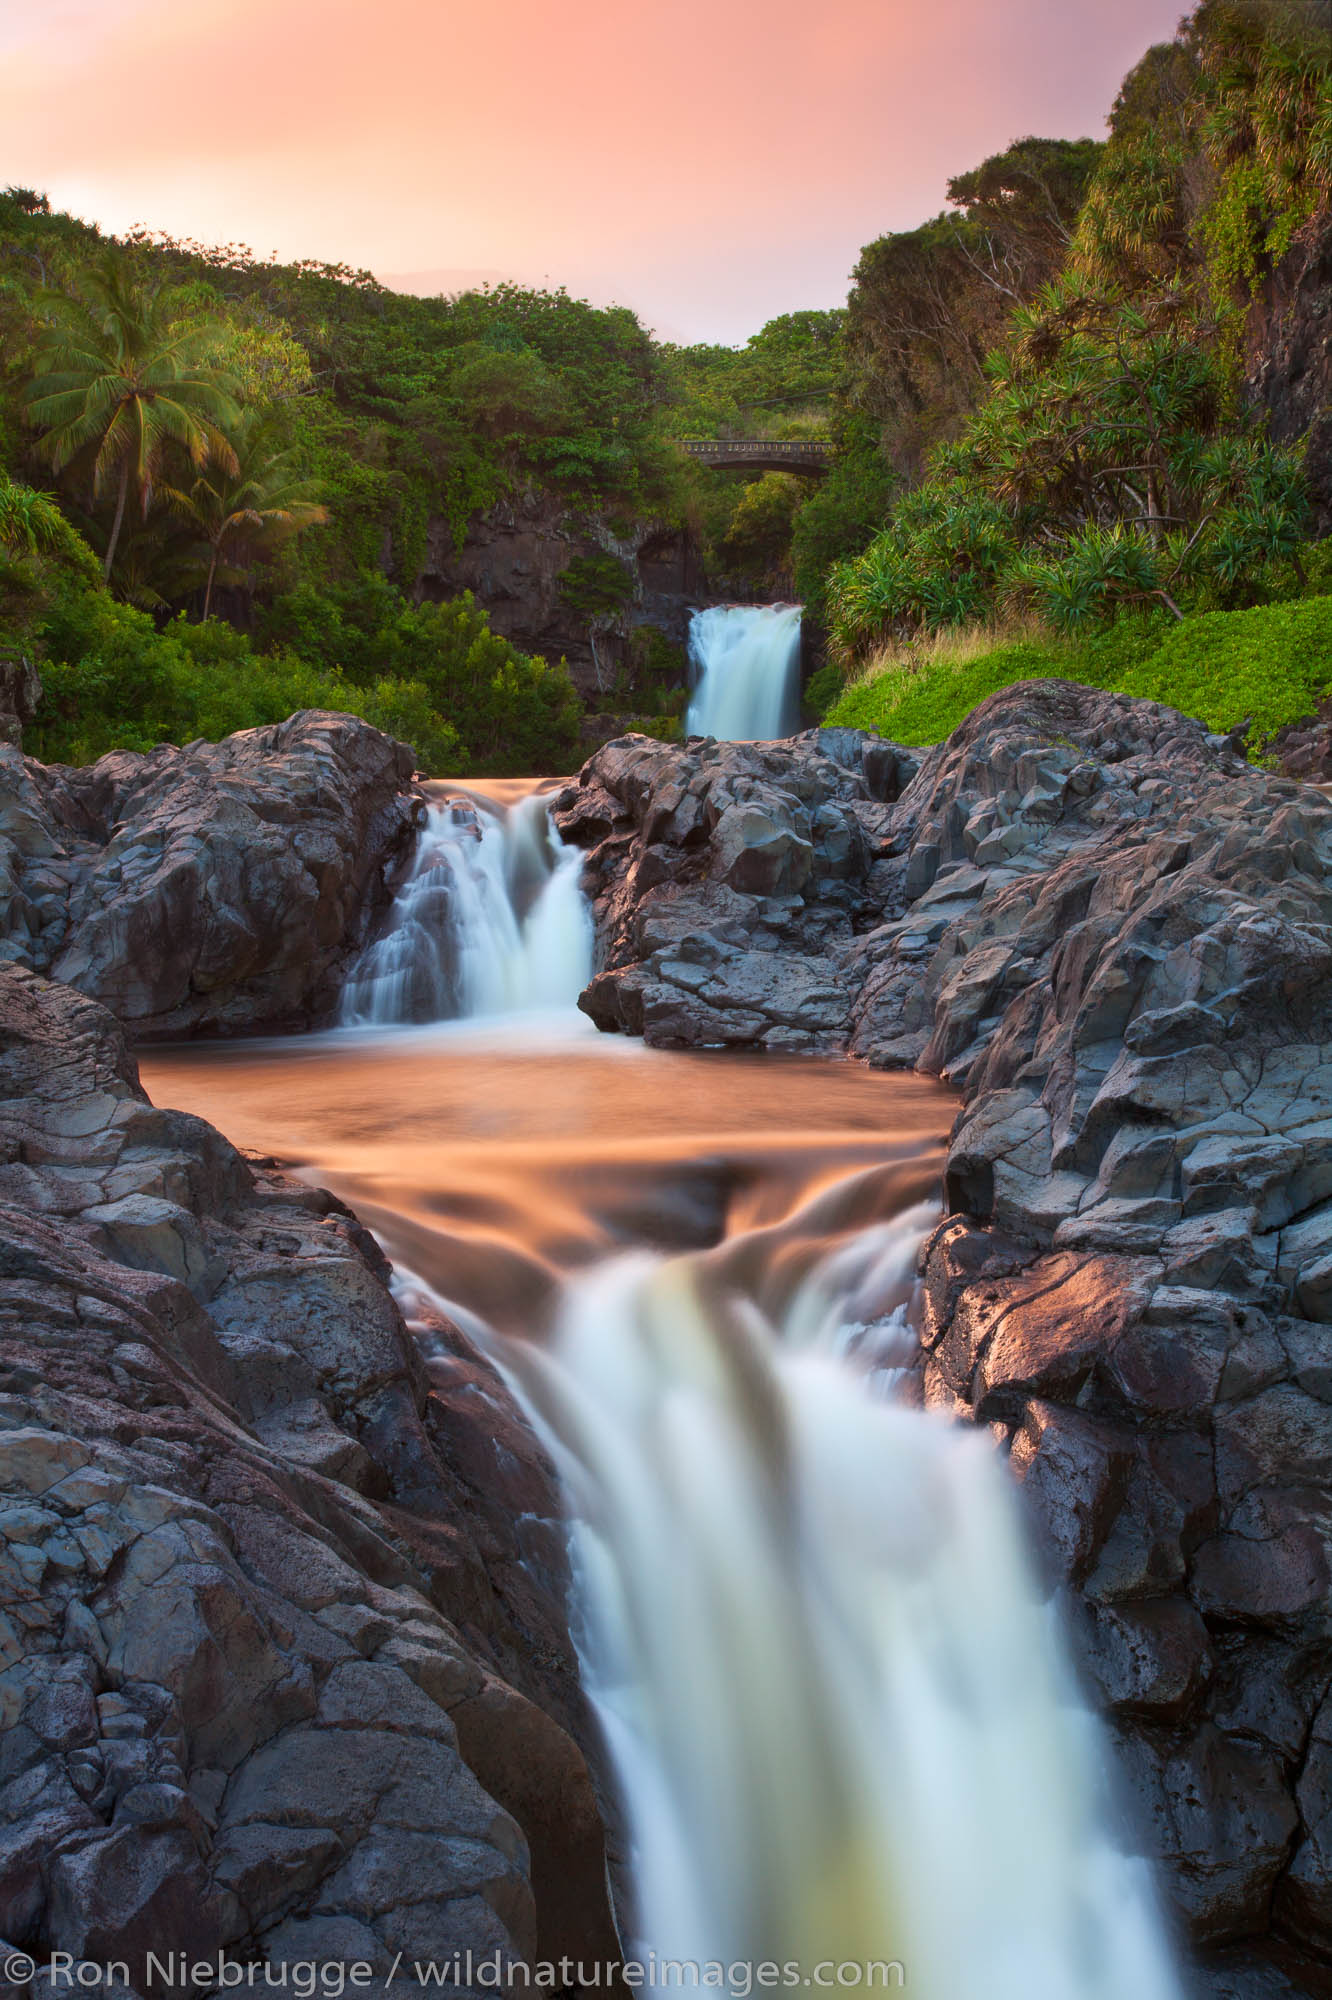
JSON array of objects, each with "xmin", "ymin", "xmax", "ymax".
[
  {"xmin": 412, "ymin": 494, "xmax": 727, "ymax": 706},
  {"xmin": 1246, "ymin": 212, "xmax": 1332, "ymax": 534}
]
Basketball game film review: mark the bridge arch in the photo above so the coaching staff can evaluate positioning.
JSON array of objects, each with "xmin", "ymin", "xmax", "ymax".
[{"xmin": 677, "ymin": 439, "xmax": 833, "ymax": 478}]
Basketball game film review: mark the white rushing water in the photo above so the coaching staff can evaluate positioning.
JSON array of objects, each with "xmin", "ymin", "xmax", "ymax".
[
  {"xmin": 687, "ymin": 604, "xmax": 802, "ymax": 741},
  {"xmin": 400, "ymin": 1176, "xmax": 1183, "ymax": 1999},
  {"xmin": 333, "ymin": 757, "xmax": 1181, "ymax": 1994},
  {"xmin": 341, "ymin": 785, "xmax": 592, "ymax": 1025}
]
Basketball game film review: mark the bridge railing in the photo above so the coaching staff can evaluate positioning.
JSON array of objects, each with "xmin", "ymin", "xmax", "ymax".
[{"xmin": 677, "ymin": 438, "xmax": 834, "ymax": 459}]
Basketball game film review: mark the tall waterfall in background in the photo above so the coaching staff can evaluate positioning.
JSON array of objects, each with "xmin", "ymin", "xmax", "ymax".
[
  {"xmin": 687, "ymin": 604, "xmax": 802, "ymax": 741},
  {"xmin": 496, "ymin": 1190, "xmax": 1183, "ymax": 1998},
  {"xmin": 341, "ymin": 784, "xmax": 592, "ymax": 1025}
]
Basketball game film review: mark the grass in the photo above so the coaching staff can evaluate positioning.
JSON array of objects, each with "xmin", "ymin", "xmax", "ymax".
[{"xmin": 820, "ymin": 596, "xmax": 1332, "ymax": 753}]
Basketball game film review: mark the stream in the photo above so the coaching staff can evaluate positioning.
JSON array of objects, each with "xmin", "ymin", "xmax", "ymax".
[{"xmin": 137, "ymin": 609, "xmax": 1185, "ymax": 1997}]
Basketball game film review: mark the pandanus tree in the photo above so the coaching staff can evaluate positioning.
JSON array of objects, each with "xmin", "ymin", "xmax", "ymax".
[
  {"xmin": 165, "ymin": 411, "xmax": 327, "ymax": 619},
  {"xmin": 0, "ymin": 471, "xmax": 88, "ymax": 562},
  {"xmin": 24, "ymin": 257, "xmax": 241, "ymax": 584}
]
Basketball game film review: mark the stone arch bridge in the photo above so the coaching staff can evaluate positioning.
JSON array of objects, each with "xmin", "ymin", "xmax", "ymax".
[{"xmin": 677, "ymin": 439, "xmax": 833, "ymax": 477}]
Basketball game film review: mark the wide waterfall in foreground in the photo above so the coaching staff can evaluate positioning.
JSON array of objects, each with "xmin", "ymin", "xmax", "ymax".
[
  {"xmin": 411, "ymin": 1173, "xmax": 1183, "ymax": 1998},
  {"xmin": 341, "ymin": 783, "xmax": 592, "ymax": 1024},
  {"xmin": 688, "ymin": 604, "xmax": 802, "ymax": 740}
]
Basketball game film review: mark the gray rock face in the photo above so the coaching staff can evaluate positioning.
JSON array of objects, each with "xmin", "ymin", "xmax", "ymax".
[
  {"xmin": 1246, "ymin": 208, "xmax": 1332, "ymax": 536},
  {"xmin": 560, "ymin": 684, "xmax": 1332, "ymax": 1986},
  {"xmin": 0, "ymin": 655, "xmax": 40, "ymax": 750},
  {"xmin": 0, "ymin": 964, "xmax": 615, "ymax": 1985},
  {"xmin": 0, "ymin": 711, "xmax": 422, "ymax": 1039},
  {"xmin": 413, "ymin": 495, "xmax": 725, "ymax": 706},
  {"xmin": 553, "ymin": 727, "xmax": 917, "ymax": 1054}
]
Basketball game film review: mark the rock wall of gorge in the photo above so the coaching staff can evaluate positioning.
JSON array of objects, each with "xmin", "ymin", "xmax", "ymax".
[
  {"xmin": 1, "ymin": 683, "xmax": 1329, "ymax": 1992},
  {"xmin": 413, "ymin": 494, "xmax": 719, "ymax": 705}
]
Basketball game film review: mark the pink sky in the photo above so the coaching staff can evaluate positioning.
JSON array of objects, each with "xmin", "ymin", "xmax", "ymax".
[{"xmin": 3, "ymin": 0, "xmax": 1186, "ymax": 344}]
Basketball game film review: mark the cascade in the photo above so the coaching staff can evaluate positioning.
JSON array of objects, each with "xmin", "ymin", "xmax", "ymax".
[
  {"xmin": 151, "ymin": 874, "xmax": 1184, "ymax": 1998},
  {"xmin": 391, "ymin": 1161, "xmax": 1184, "ymax": 1999},
  {"xmin": 340, "ymin": 781, "xmax": 592, "ymax": 1025},
  {"xmin": 687, "ymin": 604, "xmax": 802, "ymax": 741}
]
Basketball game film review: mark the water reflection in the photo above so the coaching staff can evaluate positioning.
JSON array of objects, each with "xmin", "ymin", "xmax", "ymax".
[{"xmin": 139, "ymin": 1028, "xmax": 954, "ymax": 1337}]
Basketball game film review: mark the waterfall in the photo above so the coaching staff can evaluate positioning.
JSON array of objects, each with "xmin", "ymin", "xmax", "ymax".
[
  {"xmin": 687, "ymin": 604, "xmax": 802, "ymax": 741},
  {"xmin": 341, "ymin": 784, "xmax": 592, "ymax": 1025},
  {"xmin": 486, "ymin": 1190, "xmax": 1183, "ymax": 1997}
]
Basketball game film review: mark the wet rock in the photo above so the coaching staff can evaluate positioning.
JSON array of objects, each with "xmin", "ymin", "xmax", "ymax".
[
  {"xmin": 580, "ymin": 682, "xmax": 1332, "ymax": 1971},
  {"xmin": 1191, "ymin": 1947, "xmax": 1315, "ymax": 1998},
  {"xmin": 0, "ymin": 713, "xmax": 422, "ymax": 1037},
  {"xmin": 1084, "ymin": 1598, "xmax": 1212, "ymax": 1718},
  {"xmin": 0, "ymin": 656, "xmax": 40, "ymax": 750},
  {"xmin": 0, "ymin": 964, "xmax": 613, "ymax": 1977},
  {"xmin": 1277, "ymin": 1691, "xmax": 1332, "ymax": 1949},
  {"xmin": 1134, "ymin": 1725, "xmax": 1300, "ymax": 1939},
  {"xmin": 553, "ymin": 728, "xmax": 900, "ymax": 1053}
]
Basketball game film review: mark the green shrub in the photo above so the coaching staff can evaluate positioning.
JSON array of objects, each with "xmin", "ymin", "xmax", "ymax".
[
  {"xmin": 27, "ymin": 591, "xmax": 188, "ymax": 761},
  {"xmin": 556, "ymin": 551, "xmax": 637, "ymax": 618},
  {"xmin": 719, "ymin": 472, "xmax": 802, "ymax": 591},
  {"xmin": 167, "ymin": 642, "xmax": 362, "ymax": 745},
  {"xmin": 822, "ymin": 594, "xmax": 1332, "ymax": 752},
  {"xmin": 628, "ymin": 622, "xmax": 687, "ymax": 690},
  {"xmin": 257, "ymin": 582, "xmax": 362, "ymax": 676},
  {"xmin": 802, "ymin": 661, "xmax": 845, "ymax": 721},
  {"xmin": 377, "ymin": 595, "xmax": 582, "ymax": 773},
  {"xmin": 25, "ymin": 584, "xmax": 466, "ymax": 773},
  {"xmin": 260, "ymin": 583, "xmax": 582, "ymax": 773},
  {"xmin": 1116, "ymin": 595, "xmax": 1332, "ymax": 741},
  {"xmin": 355, "ymin": 677, "xmax": 466, "ymax": 774}
]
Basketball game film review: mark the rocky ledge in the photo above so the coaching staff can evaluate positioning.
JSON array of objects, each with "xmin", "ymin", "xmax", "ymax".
[
  {"xmin": 0, "ymin": 963, "xmax": 616, "ymax": 1988},
  {"xmin": 555, "ymin": 683, "xmax": 1332, "ymax": 1994},
  {"xmin": 0, "ymin": 712, "xmax": 422, "ymax": 1040}
]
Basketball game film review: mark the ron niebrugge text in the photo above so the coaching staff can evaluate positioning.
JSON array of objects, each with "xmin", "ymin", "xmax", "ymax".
[{"xmin": 18, "ymin": 1953, "xmax": 907, "ymax": 1993}]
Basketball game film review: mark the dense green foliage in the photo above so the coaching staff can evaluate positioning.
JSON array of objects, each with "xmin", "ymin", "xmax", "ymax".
[
  {"xmin": 822, "ymin": 587, "xmax": 1332, "ymax": 749},
  {"xmin": 652, "ymin": 312, "xmax": 843, "ymax": 597},
  {"xmin": 556, "ymin": 551, "xmax": 637, "ymax": 617},
  {"xmin": 826, "ymin": 638, "xmax": 1073, "ymax": 744},
  {"xmin": 21, "ymin": 571, "xmax": 583, "ymax": 774},
  {"xmin": 656, "ymin": 312, "xmax": 842, "ymax": 442},
  {"xmin": 0, "ymin": 202, "xmax": 636, "ymax": 769},
  {"xmin": 790, "ymin": 414, "xmax": 898, "ymax": 624},
  {"xmin": 0, "ymin": 190, "xmax": 851, "ymax": 767},
  {"xmin": 3, "ymin": 0, "xmax": 1331, "ymax": 776},
  {"xmin": 1117, "ymin": 592, "xmax": 1332, "ymax": 736},
  {"xmin": 819, "ymin": 0, "xmax": 1331, "ymax": 690},
  {"xmin": 842, "ymin": 138, "xmax": 1104, "ymax": 479},
  {"xmin": 24, "ymin": 256, "xmax": 244, "ymax": 585},
  {"xmin": 23, "ymin": 590, "xmax": 466, "ymax": 770}
]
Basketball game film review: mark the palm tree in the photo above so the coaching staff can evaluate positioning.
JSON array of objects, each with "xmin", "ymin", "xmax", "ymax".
[
  {"xmin": 25, "ymin": 256, "xmax": 241, "ymax": 583},
  {"xmin": 165, "ymin": 410, "xmax": 327, "ymax": 619}
]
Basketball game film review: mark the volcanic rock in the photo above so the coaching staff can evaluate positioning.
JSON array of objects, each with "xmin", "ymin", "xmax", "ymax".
[
  {"xmin": 0, "ymin": 963, "xmax": 614, "ymax": 1986},
  {"xmin": 560, "ymin": 684, "xmax": 1332, "ymax": 1987},
  {"xmin": 0, "ymin": 711, "xmax": 423, "ymax": 1039}
]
